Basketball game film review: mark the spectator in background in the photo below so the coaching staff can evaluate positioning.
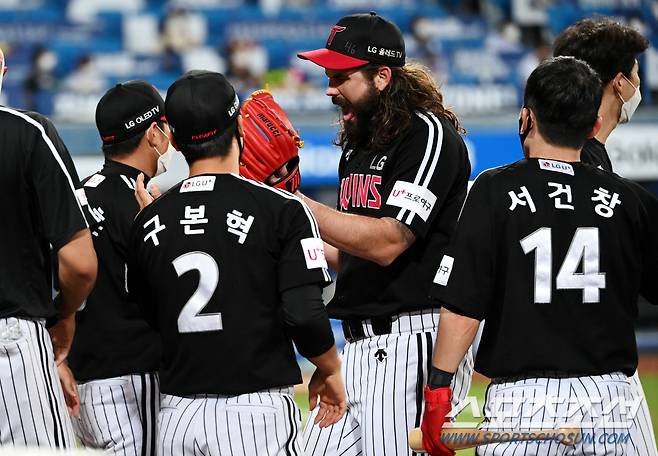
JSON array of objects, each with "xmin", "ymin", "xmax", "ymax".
[
  {"xmin": 62, "ymin": 54, "xmax": 106, "ymax": 95},
  {"xmin": 24, "ymin": 46, "xmax": 58, "ymax": 111},
  {"xmin": 517, "ymin": 36, "xmax": 551, "ymax": 85},
  {"xmin": 226, "ymin": 38, "xmax": 269, "ymax": 93},
  {"xmin": 160, "ymin": 6, "xmax": 208, "ymax": 73},
  {"xmin": 485, "ymin": 20, "xmax": 523, "ymax": 53},
  {"xmin": 161, "ymin": 7, "xmax": 206, "ymax": 56},
  {"xmin": 410, "ymin": 15, "xmax": 440, "ymax": 72}
]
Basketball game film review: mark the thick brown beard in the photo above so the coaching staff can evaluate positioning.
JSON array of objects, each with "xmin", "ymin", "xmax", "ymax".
[{"xmin": 338, "ymin": 83, "xmax": 381, "ymax": 150}]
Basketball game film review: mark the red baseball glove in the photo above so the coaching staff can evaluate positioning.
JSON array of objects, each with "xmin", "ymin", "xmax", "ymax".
[
  {"xmin": 240, "ymin": 90, "xmax": 303, "ymax": 193},
  {"xmin": 421, "ymin": 386, "xmax": 455, "ymax": 456}
]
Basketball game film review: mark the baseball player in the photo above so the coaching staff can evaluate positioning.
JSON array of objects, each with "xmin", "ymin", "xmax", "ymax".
[
  {"xmin": 554, "ymin": 17, "xmax": 648, "ymax": 173},
  {"xmin": 421, "ymin": 56, "xmax": 658, "ymax": 455},
  {"xmin": 66, "ymin": 81, "xmax": 170, "ymax": 455},
  {"xmin": 11, "ymin": 70, "xmax": 99, "ymax": 423},
  {"xmin": 128, "ymin": 70, "xmax": 346, "ymax": 456},
  {"xmin": 553, "ymin": 18, "xmax": 658, "ymax": 455},
  {"xmin": 0, "ymin": 46, "xmax": 97, "ymax": 448},
  {"xmin": 285, "ymin": 12, "xmax": 474, "ymax": 456}
]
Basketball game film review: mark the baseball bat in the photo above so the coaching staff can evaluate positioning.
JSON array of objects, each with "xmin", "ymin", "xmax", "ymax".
[{"xmin": 408, "ymin": 426, "xmax": 580, "ymax": 451}]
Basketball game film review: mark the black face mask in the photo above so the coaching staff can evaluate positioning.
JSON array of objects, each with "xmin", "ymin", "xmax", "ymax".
[{"xmin": 519, "ymin": 110, "xmax": 532, "ymax": 154}]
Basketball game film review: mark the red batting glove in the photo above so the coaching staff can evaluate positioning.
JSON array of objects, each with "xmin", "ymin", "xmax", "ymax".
[{"xmin": 421, "ymin": 385, "xmax": 455, "ymax": 456}]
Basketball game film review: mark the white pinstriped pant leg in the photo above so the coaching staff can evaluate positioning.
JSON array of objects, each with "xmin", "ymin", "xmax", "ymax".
[
  {"xmin": 73, "ymin": 372, "xmax": 160, "ymax": 455},
  {"xmin": 303, "ymin": 310, "xmax": 474, "ymax": 456},
  {"xmin": 0, "ymin": 317, "xmax": 75, "ymax": 448},
  {"xmin": 476, "ymin": 373, "xmax": 649, "ymax": 456},
  {"xmin": 628, "ymin": 370, "xmax": 657, "ymax": 456},
  {"xmin": 158, "ymin": 387, "xmax": 301, "ymax": 456}
]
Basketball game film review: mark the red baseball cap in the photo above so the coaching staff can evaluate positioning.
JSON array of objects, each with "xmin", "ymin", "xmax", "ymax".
[{"xmin": 298, "ymin": 12, "xmax": 405, "ymax": 70}]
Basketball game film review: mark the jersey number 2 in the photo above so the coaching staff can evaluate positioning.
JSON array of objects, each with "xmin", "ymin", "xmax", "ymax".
[
  {"xmin": 520, "ymin": 227, "xmax": 606, "ymax": 303},
  {"xmin": 172, "ymin": 252, "xmax": 222, "ymax": 333}
]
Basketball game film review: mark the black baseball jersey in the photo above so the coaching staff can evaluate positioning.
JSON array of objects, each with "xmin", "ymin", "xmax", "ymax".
[
  {"xmin": 0, "ymin": 106, "xmax": 89, "ymax": 319},
  {"xmin": 433, "ymin": 158, "xmax": 658, "ymax": 378},
  {"xmin": 22, "ymin": 109, "xmax": 100, "ymax": 328},
  {"xmin": 20, "ymin": 109, "xmax": 87, "ymax": 188},
  {"xmin": 581, "ymin": 138, "xmax": 613, "ymax": 172},
  {"xmin": 68, "ymin": 160, "xmax": 160, "ymax": 382},
  {"xmin": 329, "ymin": 110, "xmax": 470, "ymax": 320},
  {"xmin": 19, "ymin": 109, "xmax": 97, "ymax": 232},
  {"xmin": 127, "ymin": 174, "xmax": 331, "ymax": 395}
]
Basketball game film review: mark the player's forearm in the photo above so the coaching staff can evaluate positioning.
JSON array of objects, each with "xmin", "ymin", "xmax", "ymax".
[
  {"xmin": 298, "ymin": 193, "xmax": 411, "ymax": 266},
  {"xmin": 57, "ymin": 229, "xmax": 97, "ymax": 318},
  {"xmin": 323, "ymin": 242, "xmax": 341, "ymax": 272},
  {"xmin": 432, "ymin": 307, "xmax": 479, "ymax": 373},
  {"xmin": 308, "ymin": 345, "xmax": 341, "ymax": 375}
]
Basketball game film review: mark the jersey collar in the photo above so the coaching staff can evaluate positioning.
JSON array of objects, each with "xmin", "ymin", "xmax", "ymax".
[{"xmin": 102, "ymin": 159, "xmax": 151, "ymax": 184}]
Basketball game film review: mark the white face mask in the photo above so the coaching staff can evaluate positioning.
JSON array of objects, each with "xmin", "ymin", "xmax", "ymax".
[
  {"xmin": 618, "ymin": 76, "xmax": 641, "ymax": 124},
  {"xmin": 153, "ymin": 126, "xmax": 175, "ymax": 176}
]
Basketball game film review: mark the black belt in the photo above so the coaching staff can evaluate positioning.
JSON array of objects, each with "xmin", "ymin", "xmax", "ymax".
[
  {"xmin": 491, "ymin": 370, "xmax": 599, "ymax": 384},
  {"xmin": 341, "ymin": 317, "xmax": 392, "ymax": 343}
]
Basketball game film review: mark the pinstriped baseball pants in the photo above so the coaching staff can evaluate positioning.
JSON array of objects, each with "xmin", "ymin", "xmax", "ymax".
[
  {"xmin": 72, "ymin": 372, "xmax": 159, "ymax": 455},
  {"xmin": 0, "ymin": 317, "xmax": 75, "ymax": 448},
  {"xmin": 628, "ymin": 371, "xmax": 657, "ymax": 456},
  {"xmin": 157, "ymin": 387, "xmax": 302, "ymax": 456},
  {"xmin": 476, "ymin": 373, "xmax": 656, "ymax": 456},
  {"xmin": 303, "ymin": 309, "xmax": 474, "ymax": 456}
]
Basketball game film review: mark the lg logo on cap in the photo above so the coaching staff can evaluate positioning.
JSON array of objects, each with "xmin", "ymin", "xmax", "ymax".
[
  {"xmin": 227, "ymin": 94, "xmax": 240, "ymax": 117},
  {"xmin": 125, "ymin": 105, "xmax": 160, "ymax": 130}
]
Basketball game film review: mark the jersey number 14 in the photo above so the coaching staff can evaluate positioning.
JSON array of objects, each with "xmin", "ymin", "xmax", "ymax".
[{"xmin": 520, "ymin": 227, "xmax": 606, "ymax": 304}]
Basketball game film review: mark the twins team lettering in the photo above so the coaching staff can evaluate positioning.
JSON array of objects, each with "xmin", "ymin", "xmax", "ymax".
[{"xmin": 339, "ymin": 173, "xmax": 382, "ymax": 210}]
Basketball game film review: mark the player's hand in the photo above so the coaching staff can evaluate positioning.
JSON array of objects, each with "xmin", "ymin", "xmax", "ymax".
[
  {"xmin": 421, "ymin": 386, "xmax": 455, "ymax": 456},
  {"xmin": 47, "ymin": 314, "xmax": 75, "ymax": 366},
  {"xmin": 57, "ymin": 362, "xmax": 80, "ymax": 417},
  {"xmin": 308, "ymin": 368, "xmax": 347, "ymax": 428},
  {"xmin": 135, "ymin": 173, "xmax": 161, "ymax": 211}
]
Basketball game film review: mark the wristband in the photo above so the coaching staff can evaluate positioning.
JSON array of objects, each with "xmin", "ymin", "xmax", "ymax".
[{"xmin": 428, "ymin": 366, "xmax": 454, "ymax": 390}]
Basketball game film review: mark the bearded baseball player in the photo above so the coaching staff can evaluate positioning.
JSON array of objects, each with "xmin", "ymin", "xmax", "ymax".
[
  {"xmin": 0, "ymin": 47, "xmax": 97, "ymax": 448},
  {"xmin": 553, "ymin": 19, "xmax": 658, "ymax": 455},
  {"xmin": 66, "ymin": 81, "xmax": 170, "ymax": 455},
  {"xmin": 239, "ymin": 12, "xmax": 473, "ymax": 455},
  {"xmin": 128, "ymin": 70, "xmax": 346, "ymax": 456},
  {"xmin": 422, "ymin": 56, "xmax": 658, "ymax": 456}
]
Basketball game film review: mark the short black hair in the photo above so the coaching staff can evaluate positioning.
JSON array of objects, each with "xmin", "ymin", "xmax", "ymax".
[
  {"xmin": 553, "ymin": 17, "xmax": 649, "ymax": 84},
  {"xmin": 524, "ymin": 56, "xmax": 602, "ymax": 150},
  {"xmin": 101, "ymin": 120, "xmax": 165, "ymax": 159},
  {"xmin": 177, "ymin": 119, "xmax": 237, "ymax": 165}
]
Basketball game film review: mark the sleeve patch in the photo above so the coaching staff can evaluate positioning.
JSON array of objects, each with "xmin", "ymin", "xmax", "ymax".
[
  {"xmin": 386, "ymin": 180, "xmax": 437, "ymax": 222},
  {"xmin": 300, "ymin": 237, "xmax": 328, "ymax": 270},
  {"xmin": 75, "ymin": 188, "xmax": 88, "ymax": 206},
  {"xmin": 84, "ymin": 174, "xmax": 106, "ymax": 188},
  {"xmin": 433, "ymin": 255, "xmax": 454, "ymax": 286}
]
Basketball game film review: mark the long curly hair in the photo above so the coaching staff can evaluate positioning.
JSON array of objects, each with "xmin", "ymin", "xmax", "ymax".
[{"xmin": 336, "ymin": 62, "xmax": 464, "ymax": 151}]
